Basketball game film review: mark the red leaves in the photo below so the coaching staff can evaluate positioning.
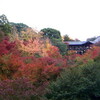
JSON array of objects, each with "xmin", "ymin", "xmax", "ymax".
[
  {"xmin": 0, "ymin": 39, "xmax": 17, "ymax": 56},
  {"xmin": 0, "ymin": 54, "xmax": 24, "ymax": 80},
  {"xmin": 0, "ymin": 40, "xmax": 9, "ymax": 55},
  {"xmin": 0, "ymin": 34, "xmax": 100, "ymax": 99},
  {"xmin": 0, "ymin": 37, "xmax": 65, "ymax": 83},
  {"xmin": 90, "ymin": 46, "xmax": 100, "ymax": 59},
  {"xmin": 1, "ymin": 36, "xmax": 100, "ymax": 83},
  {"xmin": 15, "ymin": 57, "xmax": 62, "ymax": 84}
]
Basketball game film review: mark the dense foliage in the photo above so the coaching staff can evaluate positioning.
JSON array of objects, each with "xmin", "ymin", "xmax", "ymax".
[
  {"xmin": 41, "ymin": 28, "xmax": 61, "ymax": 39},
  {"xmin": 41, "ymin": 28, "xmax": 67, "ymax": 55},
  {"xmin": 0, "ymin": 24, "xmax": 11, "ymax": 34},
  {"xmin": 45, "ymin": 61, "xmax": 100, "ymax": 100},
  {"xmin": 10, "ymin": 22, "xmax": 29, "ymax": 33},
  {"xmin": 0, "ymin": 18, "xmax": 100, "ymax": 100},
  {"xmin": 0, "ymin": 29, "xmax": 67, "ymax": 99}
]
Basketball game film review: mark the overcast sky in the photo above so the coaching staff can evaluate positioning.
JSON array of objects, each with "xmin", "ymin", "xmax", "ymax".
[{"xmin": 0, "ymin": 0, "xmax": 100, "ymax": 40}]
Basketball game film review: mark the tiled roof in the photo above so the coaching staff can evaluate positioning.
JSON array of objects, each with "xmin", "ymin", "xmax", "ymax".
[{"xmin": 64, "ymin": 41, "xmax": 93, "ymax": 45}]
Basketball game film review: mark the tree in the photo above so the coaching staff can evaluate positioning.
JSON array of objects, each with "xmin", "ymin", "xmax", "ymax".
[
  {"xmin": 41, "ymin": 28, "xmax": 67, "ymax": 55},
  {"xmin": 0, "ymin": 14, "xmax": 11, "ymax": 35},
  {"xmin": 10, "ymin": 22, "xmax": 29, "ymax": 33},
  {"xmin": 0, "ymin": 14, "xmax": 9, "ymax": 25},
  {"xmin": 0, "ymin": 24, "xmax": 12, "ymax": 34},
  {"xmin": 63, "ymin": 34, "xmax": 72, "ymax": 41},
  {"xmin": 51, "ymin": 38, "xmax": 67, "ymax": 55},
  {"xmin": 41, "ymin": 28, "xmax": 61, "ymax": 40},
  {"xmin": 45, "ymin": 61, "xmax": 100, "ymax": 100}
]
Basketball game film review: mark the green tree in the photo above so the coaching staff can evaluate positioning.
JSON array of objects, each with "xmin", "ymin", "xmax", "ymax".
[
  {"xmin": 10, "ymin": 22, "xmax": 29, "ymax": 33},
  {"xmin": 0, "ymin": 14, "xmax": 11, "ymax": 35},
  {"xmin": 41, "ymin": 28, "xmax": 67, "ymax": 55},
  {"xmin": 41, "ymin": 28, "xmax": 61, "ymax": 40},
  {"xmin": 51, "ymin": 38, "xmax": 67, "ymax": 55},
  {"xmin": 63, "ymin": 34, "xmax": 71, "ymax": 41},
  {"xmin": 0, "ymin": 14, "xmax": 9, "ymax": 25},
  {"xmin": 0, "ymin": 24, "xmax": 11, "ymax": 34},
  {"xmin": 45, "ymin": 60, "xmax": 100, "ymax": 100}
]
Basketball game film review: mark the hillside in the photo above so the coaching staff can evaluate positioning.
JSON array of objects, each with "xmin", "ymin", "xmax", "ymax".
[{"xmin": 0, "ymin": 14, "xmax": 100, "ymax": 100}]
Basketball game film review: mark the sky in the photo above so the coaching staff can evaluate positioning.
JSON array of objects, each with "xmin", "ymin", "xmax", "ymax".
[{"xmin": 0, "ymin": 0, "xmax": 100, "ymax": 41}]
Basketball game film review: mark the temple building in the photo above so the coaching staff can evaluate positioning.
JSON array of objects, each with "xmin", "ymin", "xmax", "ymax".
[{"xmin": 64, "ymin": 41, "xmax": 94, "ymax": 54}]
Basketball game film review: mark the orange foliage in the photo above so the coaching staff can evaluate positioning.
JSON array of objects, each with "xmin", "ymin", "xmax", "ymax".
[
  {"xmin": 18, "ymin": 39, "xmax": 44, "ymax": 55},
  {"xmin": 2, "ymin": 32, "xmax": 100, "ymax": 86},
  {"xmin": 0, "ymin": 54, "xmax": 24, "ymax": 80},
  {"xmin": 0, "ymin": 37, "xmax": 64, "ymax": 83},
  {"xmin": 13, "ymin": 57, "xmax": 63, "ymax": 85},
  {"xmin": 66, "ymin": 46, "xmax": 100, "ymax": 67}
]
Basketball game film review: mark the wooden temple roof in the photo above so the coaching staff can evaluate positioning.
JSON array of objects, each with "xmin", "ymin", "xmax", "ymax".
[{"xmin": 64, "ymin": 41, "xmax": 94, "ymax": 46}]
